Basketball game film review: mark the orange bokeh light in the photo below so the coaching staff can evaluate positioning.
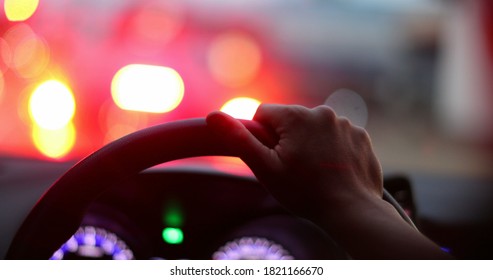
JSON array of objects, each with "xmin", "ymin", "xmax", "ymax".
[
  {"xmin": 207, "ymin": 32, "xmax": 262, "ymax": 87},
  {"xmin": 0, "ymin": 72, "xmax": 3, "ymax": 105},
  {"xmin": 0, "ymin": 38, "xmax": 11, "ymax": 73},
  {"xmin": 13, "ymin": 35, "xmax": 50, "ymax": 78},
  {"xmin": 131, "ymin": 2, "xmax": 185, "ymax": 47},
  {"xmin": 99, "ymin": 100, "xmax": 151, "ymax": 144},
  {"xmin": 3, "ymin": 24, "xmax": 50, "ymax": 78}
]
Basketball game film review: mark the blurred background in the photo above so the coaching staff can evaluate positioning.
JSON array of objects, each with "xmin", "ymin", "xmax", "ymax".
[{"xmin": 0, "ymin": 0, "xmax": 492, "ymax": 179}]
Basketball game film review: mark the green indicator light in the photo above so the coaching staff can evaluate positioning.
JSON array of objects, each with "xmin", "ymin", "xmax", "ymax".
[
  {"xmin": 162, "ymin": 227, "xmax": 184, "ymax": 245},
  {"xmin": 165, "ymin": 209, "xmax": 183, "ymax": 227},
  {"xmin": 162, "ymin": 201, "xmax": 184, "ymax": 227}
]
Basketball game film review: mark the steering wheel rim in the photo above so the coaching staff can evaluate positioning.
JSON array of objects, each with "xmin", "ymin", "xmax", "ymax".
[
  {"xmin": 6, "ymin": 117, "xmax": 416, "ymax": 259},
  {"xmin": 6, "ymin": 118, "xmax": 278, "ymax": 259}
]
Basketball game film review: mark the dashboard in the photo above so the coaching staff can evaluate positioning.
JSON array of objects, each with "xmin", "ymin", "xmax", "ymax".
[
  {"xmin": 51, "ymin": 168, "xmax": 345, "ymax": 260},
  {"xmin": 1, "ymin": 156, "xmax": 493, "ymax": 260},
  {"xmin": 0, "ymin": 157, "xmax": 347, "ymax": 260}
]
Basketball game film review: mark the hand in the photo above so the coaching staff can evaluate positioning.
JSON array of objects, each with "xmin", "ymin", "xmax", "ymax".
[
  {"xmin": 206, "ymin": 104, "xmax": 383, "ymax": 221},
  {"xmin": 207, "ymin": 104, "xmax": 450, "ymax": 259}
]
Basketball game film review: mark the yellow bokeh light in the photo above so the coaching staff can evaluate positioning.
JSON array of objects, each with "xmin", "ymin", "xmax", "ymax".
[
  {"xmin": 29, "ymin": 80, "xmax": 76, "ymax": 130},
  {"xmin": 5, "ymin": 0, "xmax": 40, "ymax": 22},
  {"xmin": 220, "ymin": 97, "xmax": 261, "ymax": 120},
  {"xmin": 208, "ymin": 32, "xmax": 262, "ymax": 87},
  {"xmin": 32, "ymin": 123, "xmax": 76, "ymax": 159},
  {"xmin": 111, "ymin": 64, "xmax": 185, "ymax": 113}
]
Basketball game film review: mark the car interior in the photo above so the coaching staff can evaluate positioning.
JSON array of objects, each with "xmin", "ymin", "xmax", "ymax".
[{"xmin": 0, "ymin": 0, "xmax": 492, "ymax": 260}]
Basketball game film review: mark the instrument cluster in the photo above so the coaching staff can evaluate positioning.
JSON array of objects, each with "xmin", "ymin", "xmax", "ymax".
[{"xmin": 49, "ymin": 169, "xmax": 345, "ymax": 260}]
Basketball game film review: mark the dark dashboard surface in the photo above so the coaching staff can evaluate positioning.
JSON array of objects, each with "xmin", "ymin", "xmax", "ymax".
[{"xmin": 1, "ymin": 156, "xmax": 493, "ymax": 259}]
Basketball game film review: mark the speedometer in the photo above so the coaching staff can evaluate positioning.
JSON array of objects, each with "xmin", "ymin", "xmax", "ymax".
[
  {"xmin": 50, "ymin": 226, "xmax": 134, "ymax": 260},
  {"xmin": 212, "ymin": 237, "xmax": 293, "ymax": 260}
]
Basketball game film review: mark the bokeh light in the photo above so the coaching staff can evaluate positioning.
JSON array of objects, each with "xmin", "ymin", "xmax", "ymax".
[
  {"xmin": 32, "ymin": 123, "xmax": 76, "ymax": 159},
  {"xmin": 104, "ymin": 123, "xmax": 140, "ymax": 144},
  {"xmin": 98, "ymin": 100, "xmax": 151, "ymax": 144},
  {"xmin": 220, "ymin": 97, "xmax": 261, "ymax": 120},
  {"xmin": 4, "ymin": 0, "xmax": 40, "ymax": 22},
  {"xmin": 3, "ymin": 24, "xmax": 34, "ymax": 60},
  {"xmin": 111, "ymin": 64, "xmax": 185, "ymax": 113},
  {"xmin": 29, "ymin": 80, "xmax": 76, "ymax": 130},
  {"xmin": 163, "ymin": 203, "xmax": 184, "ymax": 228},
  {"xmin": 207, "ymin": 32, "xmax": 262, "ymax": 87},
  {"xmin": 130, "ymin": 2, "xmax": 185, "ymax": 48},
  {"xmin": 13, "ymin": 34, "xmax": 50, "ymax": 78},
  {"xmin": 3, "ymin": 24, "xmax": 50, "ymax": 78},
  {"xmin": 0, "ymin": 38, "xmax": 12, "ymax": 73},
  {"xmin": 324, "ymin": 89, "xmax": 368, "ymax": 128},
  {"xmin": 161, "ymin": 227, "xmax": 184, "ymax": 245},
  {"xmin": 0, "ymin": 73, "xmax": 4, "ymax": 105}
]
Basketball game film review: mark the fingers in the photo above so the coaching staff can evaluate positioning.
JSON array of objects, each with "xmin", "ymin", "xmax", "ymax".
[
  {"xmin": 206, "ymin": 111, "xmax": 281, "ymax": 176},
  {"xmin": 255, "ymin": 104, "xmax": 339, "ymax": 128},
  {"xmin": 252, "ymin": 104, "xmax": 286, "ymax": 124},
  {"xmin": 253, "ymin": 104, "xmax": 306, "ymax": 129}
]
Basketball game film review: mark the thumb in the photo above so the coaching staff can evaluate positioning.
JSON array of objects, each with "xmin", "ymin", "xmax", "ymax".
[{"xmin": 206, "ymin": 111, "xmax": 280, "ymax": 177}]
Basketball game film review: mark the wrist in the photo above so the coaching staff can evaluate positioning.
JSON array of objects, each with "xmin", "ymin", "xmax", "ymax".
[
  {"xmin": 310, "ymin": 189, "xmax": 449, "ymax": 259},
  {"xmin": 313, "ymin": 189, "xmax": 391, "ymax": 229}
]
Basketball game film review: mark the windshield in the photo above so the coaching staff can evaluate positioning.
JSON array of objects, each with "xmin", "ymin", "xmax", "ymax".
[{"xmin": 0, "ymin": 0, "xmax": 492, "ymax": 178}]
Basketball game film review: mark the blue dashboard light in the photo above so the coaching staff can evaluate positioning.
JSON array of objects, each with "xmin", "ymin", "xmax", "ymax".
[
  {"xmin": 50, "ymin": 226, "xmax": 134, "ymax": 260},
  {"xmin": 440, "ymin": 247, "xmax": 452, "ymax": 254},
  {"xmin": 213, "ymin": 237, "xmax": 293, "ymax": 260}
]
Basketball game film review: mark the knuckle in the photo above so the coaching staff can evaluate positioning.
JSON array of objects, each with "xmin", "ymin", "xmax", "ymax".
[
  {"xmin": 338, "ymin": 116, "xmax": 351, "ymax": 127},
  {"xmin": 354, "ymin": 126, "xmax": 372, "ymax": 144},
  {"xmin": 255, "ymin": 103, "xmax": 273, "ymax": 114},
  {"xmin": 313, "ymin": 105, "xmax": 337, "ymax": 120},
  {"xmin": 283, "ymin": 105, "xmax": 311, "ymax": 122}
]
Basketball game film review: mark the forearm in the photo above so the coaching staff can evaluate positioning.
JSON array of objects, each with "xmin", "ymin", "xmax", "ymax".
[{"xmin": 316, "ymin": 194, "xmax": 451, "ymax": 260}]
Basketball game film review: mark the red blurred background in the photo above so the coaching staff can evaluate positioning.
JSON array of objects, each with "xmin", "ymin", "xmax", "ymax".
[{"xmin": 0, "ymin": 0, "xmax": 492, "ymax": 180}]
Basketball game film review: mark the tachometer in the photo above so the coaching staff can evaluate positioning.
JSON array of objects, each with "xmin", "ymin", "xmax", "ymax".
[
  {"xmin": 50, "ymin": 226, "xmax": 134, "ymax": 260},
  {"xmin": 212, "ymin": 237, "xmax": 293, "ymax": 260}
]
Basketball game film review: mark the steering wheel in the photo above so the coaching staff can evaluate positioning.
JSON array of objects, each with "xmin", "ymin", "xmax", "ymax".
[
  {"xmin": 6, "ymin": 118, "xmax": 280, "ymax": 259},
  {"xmin": 6, "ymin": 118, "xmax": 415, "ymax": 259}
]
